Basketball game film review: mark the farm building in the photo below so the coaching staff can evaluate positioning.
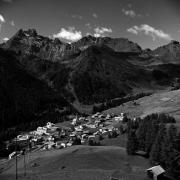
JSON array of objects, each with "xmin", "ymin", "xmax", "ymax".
[
  {"xmin": 147, "ymin": 165, "xmax": 165, "ymax": 180},
  {"xmin": 88, "ymin": 135, "xmax": 100, "ymax": 145}
]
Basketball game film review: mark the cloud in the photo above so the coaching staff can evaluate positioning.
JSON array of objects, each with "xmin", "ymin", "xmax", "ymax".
[
  {"xmin": 127, "ymin": 28, "xmax": 138, "ymax": 35},
  {"xmin": 52, "ymin": 27, "xmax": 82, "ymax": 42},
  {"xmin": 92, "ymin": 13, "xmax": 98, "ymax": 19},
  {"xmin": 94, "ymin": 27, "xmax": 112, "ymax": 37},
  {"xmin": 0, "ymin": 14, "xmax": 5, "ymax": 33},
  {"xmin": 122, "ymin": 9, "xmax": 136, "ymax": 18},
  {"xmin": 10, "ymin": 20, "xmax": 15, "ymax": 26},
  {"xmin": 0, "ymin": 14, "xmax": 5, "ymax": 23},
  {"xmin": 71, "ymin": 14, "xmax": 82, "ymax": 20},
  {"xmin": 3, "ymin": 37, "xmax": 9, "ymax": 42},
  {"xmin": 127, "ymin": 24, "xmax": 172, "ymax": 41}
]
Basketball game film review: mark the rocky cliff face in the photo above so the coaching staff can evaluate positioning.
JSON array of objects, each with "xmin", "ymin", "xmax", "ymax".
[
  {"xmin": 2, "ymin": 29, "xmax": 80, "ymax": 62},
  {"xmin": 73, "ymin": 35, "xmax": 142, "ymax": 53},
  {"xmin": 126, "ymin": 41, "xmax": 180, "ymax": 66},
  {"xmin": 151, "ymin": 40, "xmax": 180, "ymax": 65}
]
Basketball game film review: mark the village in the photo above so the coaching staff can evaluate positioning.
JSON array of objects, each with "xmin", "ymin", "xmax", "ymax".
[
  {"xmin": 4, "ymin": 113, "xmax": 171, "ymax": 180},
  {"xmin": 7, "ymin": 112, "xmax": 128, "ymax": 160}
]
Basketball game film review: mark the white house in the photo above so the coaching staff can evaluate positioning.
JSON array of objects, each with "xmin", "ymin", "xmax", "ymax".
[
  {"xmin": 72, "ymin": 118, "xmax": 77, "ymax": 125},
  {"xmin": 61, "ymin": 143, "xmax": 66, "ymax": 148},
  {"xmin": 106, "ymin": 114, "xmax": 111, "ymax": 120},
  {"xmin": 9, "ymin": 151, "xmax": 16, "ymax": 160},
  {"xmin": 47, "ymin": 136, "xmax": 54, "ymax": 142},
  {"xmin": 70, "ymin": 133, "xmax": 76, "ymax": 137},
  {"xmin": 114, "ymin": 116, "xmax": 123, "ymax": 122},
  {"xmin": 44, "ymin": 142, "xmax": 56, "ymax": 149},
  {"xmin": 46, "ymin": 122, "xmax": 55, "ymax": 129},
  {"xmin": 114, "ymin": 113, "xmax": 125, "ymax": 122},
  {"xmin": 86, "ymin": 124, "xmax": 96, "ymax": 128},
  {"xmin": 36, "ymin": 127, "xmax": 48, "ymax": 135},
  {"xmin": 67, "ymin": 142, "xmax": 72, "ymax": 147},
  {"xmin": 17, "ymin": 134, "xmax": 29, "ymax": 141},
  {"xmin": 75, "ymin": 126, "xmax": 83, "ymax": 132}
]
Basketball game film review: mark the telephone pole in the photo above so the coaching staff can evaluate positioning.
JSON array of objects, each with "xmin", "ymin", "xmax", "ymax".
[
  {"xmin": 15, "ymin": 137, "xmax": 18, "ymax": 180},
  {"xmin": 23, "ymin": 149, "xmax": 26, "ymax": 176}
]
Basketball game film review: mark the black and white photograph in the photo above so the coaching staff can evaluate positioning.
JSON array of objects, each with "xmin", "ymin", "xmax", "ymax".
[{"xmin": 0, "ymin": 0, "xmax": 180, "ymax": 179}]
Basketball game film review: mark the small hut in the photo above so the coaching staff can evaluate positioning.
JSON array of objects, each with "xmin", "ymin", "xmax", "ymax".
[{"xmin": 147, "ymin": 165, "xmax": 165, "ymax": 180}]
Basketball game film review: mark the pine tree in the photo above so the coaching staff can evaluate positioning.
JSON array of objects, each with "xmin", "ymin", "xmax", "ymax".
[
  {"xmin": 126, "ymin": 130, "xmax": 138, "ymax": 155},
  {"xmin": 145, "ymin": 118, "xmax": 159, "ymax": 154},
  {"xmin": 175, "ymin": 132, "xmax": 180, "ymax": 151},
  {"xmin": 137, "ymin": 118, "xmax": 148, "ymax": 151},
  {"xmin": 164, "ymin": 125, "xmax": 178, "ymax": 174},
  {"xmin": 150, "ymin": 123, "xmax": 167, "ymax": 165},
  {"xmin": 160, "ymin": 129, "xmax": 169, "ymax": 168},
  {"xmin": 168, "ymin": 124, "xmax": 177, "ymax": 146},
  {"xmin": 171, "ymin": 132, "xmax": 180, "ymax": 178}
]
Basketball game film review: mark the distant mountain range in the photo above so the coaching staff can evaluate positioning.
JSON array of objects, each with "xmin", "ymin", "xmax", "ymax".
[{"xmin": 1, "ymin": 28, "xmax": 180, "ymax": 127}]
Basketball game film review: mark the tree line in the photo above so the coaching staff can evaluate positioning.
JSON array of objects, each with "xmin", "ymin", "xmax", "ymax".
[
  {"xmin": 126, "ymin": 113, "xmax": 180, "ymax": 178},
  {"xmin": 92, "ymin": 92, "xmax": 152, "ymax": 113}
]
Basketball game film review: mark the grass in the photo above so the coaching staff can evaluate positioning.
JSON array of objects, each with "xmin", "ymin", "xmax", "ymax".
[
  {"xmin": 101, "ymin": 134, "xmax": 127, "ymax": 148},
  {"xmin": 0, "ymin": 145, "xmax": 150, "ymax": 180},
  {"xmin": 103, "ymin": 89, "xmax": 180, "ymax": 124}
]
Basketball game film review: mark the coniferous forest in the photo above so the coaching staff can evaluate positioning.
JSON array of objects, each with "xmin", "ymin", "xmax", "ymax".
[{"xmin": 126, "ymin": 113, "xmax": 180, "ymax": 179}]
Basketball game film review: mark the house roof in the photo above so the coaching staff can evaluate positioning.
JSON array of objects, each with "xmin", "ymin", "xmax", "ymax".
[{"xmin": 147, "ymin": 165, "xmax": 165, "ymax": 176}]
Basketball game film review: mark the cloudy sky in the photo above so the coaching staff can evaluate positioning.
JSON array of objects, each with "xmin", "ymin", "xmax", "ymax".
[{"xmin": 0, "ymin": 0, "xmax": 180, "ymax": 49}]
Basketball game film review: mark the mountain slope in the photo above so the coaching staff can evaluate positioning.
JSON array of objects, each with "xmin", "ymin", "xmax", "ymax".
[
  {"xmin": 103, "ymin": 89, "xmax": 180, "ymax": 123},
  {"xmin": 1, "ymin": 29, "xmax": 177, "ymax": 108},
  {"xmin": 133, "ymin": 40, "xmax": 180, "ymax": 66},
  {"xmin": 70, "ymin": 45, "xmax": 156, "ymax": 104},
  {"xmin": 1, "ymin": 30, "xmax": 151, "ymax": 105},
  {"xmin": 0, "ymin": 48, "xmax": 71, "ymax": 130}
]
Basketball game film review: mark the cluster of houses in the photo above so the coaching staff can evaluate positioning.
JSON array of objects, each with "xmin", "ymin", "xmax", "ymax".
[
  {"xmin": 7, "ymin": 122, "xmax": 59, "ymax": 159},
  {"xmin": 69, "ymin": 112, "xmax": 128, "ymax": 145},
  {"xmin": 7, "ymin": 112, "xmax": 129, "ymax": 160}
]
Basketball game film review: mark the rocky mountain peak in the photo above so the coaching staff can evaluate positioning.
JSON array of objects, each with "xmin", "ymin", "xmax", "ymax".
[
  {"xmin": 2, "ymin": 29, "xmax": 80, "ymax": 62},
  {"xmin": 149, "ymin": 40, "xmax": 180, "ymax": 64},
  {"xmin": 25, "ymin": 29, "xmax": 38, "ymax": 37},
  {"xmin": 14, "ymin": 28, "xmax": 38, "ymax": 39},
  {"xmin": 73, "ymin": 35, "xmax": 142, "ymax": 53}
]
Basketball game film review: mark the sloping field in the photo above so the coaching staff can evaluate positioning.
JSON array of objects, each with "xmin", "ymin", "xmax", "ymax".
[
  {"xmin": 104, "ymin": 89, "xmax": 180, "ymax": 123},
  {"xmin": 0, "ymin": 146, "xmax": 150, "ymax": 180}
]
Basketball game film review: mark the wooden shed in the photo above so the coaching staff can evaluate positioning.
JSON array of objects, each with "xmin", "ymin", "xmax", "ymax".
[{"xmin": 147, "ymin": 165, "xmax": 165, "ymax": 180}]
